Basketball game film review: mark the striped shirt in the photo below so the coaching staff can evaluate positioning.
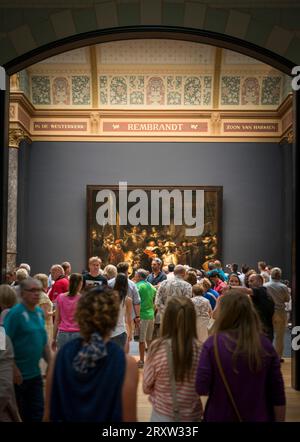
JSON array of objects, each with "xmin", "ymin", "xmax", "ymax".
[{"xmin": 143, "ymin": 340, "xmax": 202, "ymax": 421}]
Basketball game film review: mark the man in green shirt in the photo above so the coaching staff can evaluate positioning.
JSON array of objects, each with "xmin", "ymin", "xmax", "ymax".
[{"xmin": 135, "ymin": 269, "xmax": 156, "ymax": 368}]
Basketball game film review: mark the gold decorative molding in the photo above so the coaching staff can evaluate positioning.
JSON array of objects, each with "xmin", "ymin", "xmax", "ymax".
[
  {"xmin": 211, "ymin": 112, "xmax": 222, "ymax": 135},
  {"xmin": 9, "ymin": 126, "xmax": 31, "ymax": 148},
  {"xmin": 90, "ymin": 112, "xmax": 100, "ymax": 134},
  {"xmin": 287, "ymin": 129, "xmax": 293, "ymax": 144},
  {"xmin": 10, "ymin": 73, "xmax": 20, "ymax": 91},
  {"xmin": 9, "ymin": 89, "xmax": 293, "ymax": 143},
  {"xmin": 90, "ymin": 45, "xmax": 99, "ymax": 109},
  {"xmin": 213, "ymin": 48, "xmax": 222, "ymax": 109}
]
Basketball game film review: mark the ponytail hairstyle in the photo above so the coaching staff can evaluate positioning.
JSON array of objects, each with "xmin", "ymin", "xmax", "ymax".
[
  {"xmin": 113, "ymin": 273, "xmax": 128, "ymax": 306},
  {"xmin": 68, "ymin": 273, "xmax": 83, "ymax": 297}
]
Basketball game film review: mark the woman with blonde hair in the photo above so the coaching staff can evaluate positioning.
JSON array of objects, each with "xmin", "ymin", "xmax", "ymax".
[
  {"xmin": 103, "ymin": 264, "xmax": 117, "ymax": 281},
  {"xmin": 196, "ymin": 290, "xmax": 286, "ymax": 422},
  {"xmin": 44, "ymin": 286, "xmax": 138, "ymax": 422},
  {"xmin": 143, "ymin": 297, "xmax": 202, "ymax": 422},
  {"xmin": 34, "ymin": 273, "xmax": 54, "ymax": 342}
]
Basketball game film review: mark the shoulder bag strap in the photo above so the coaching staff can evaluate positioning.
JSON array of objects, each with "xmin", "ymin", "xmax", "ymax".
[
  {"xmin": 165, "ymin": 341, "xmax": 181, "ymax": 422},
  {"xmin": 213, "ymin": 334, "xmax": 243, "ymax": 422}
]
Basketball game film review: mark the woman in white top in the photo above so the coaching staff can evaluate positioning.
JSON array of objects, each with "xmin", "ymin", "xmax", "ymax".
[
  {"xmin": 191, "ymin": 284, "xmax": 212, "ymax": 344},
  {"xmin": 110, "ymin": 273, "xmax": 132, "ymax": 352}
]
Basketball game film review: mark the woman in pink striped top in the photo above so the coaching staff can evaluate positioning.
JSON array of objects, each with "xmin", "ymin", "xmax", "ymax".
[{"xmin": 143, "ymin": 297, "xmax": 202, "ymax": 422}]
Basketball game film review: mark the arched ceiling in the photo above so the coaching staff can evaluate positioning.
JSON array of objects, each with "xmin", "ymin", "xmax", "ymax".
[
  {"xmin": 15, "ymin": 39, "xmax": 291, "ymax": 111},
  {"xmin": 0, "ymin": 0, "xmax": 300, "ymax": 69}
]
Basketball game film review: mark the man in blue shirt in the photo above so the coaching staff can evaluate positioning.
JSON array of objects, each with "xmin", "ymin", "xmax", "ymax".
[
  {"xmin": 146, "ymin": 258, "xmax": 167, "ymax": 287},
  {"xmin": 4, "ymin": 277, "xmax": 51, "ymax": 421}
]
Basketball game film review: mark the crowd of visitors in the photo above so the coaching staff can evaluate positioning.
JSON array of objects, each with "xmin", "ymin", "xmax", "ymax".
[{"xmin": 0, "ymin": 256, "xmax": 290, "ymax": 422}]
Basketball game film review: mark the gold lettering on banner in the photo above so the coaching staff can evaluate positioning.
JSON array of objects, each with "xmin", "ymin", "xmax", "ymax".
[
  {"xmin": 34, "ymin": 122, "xmax": 87, "ymax": 131},
  {"xmin": 125, "ymin": 123, "xmax": 193, "ymax": 131},
  {"xmin": 103, "ymin": 121, "xmax": 208, "ymax": 133},
  {"xmin": 224, "ymin": 122, "xmax": 278, "ymax": 132}
]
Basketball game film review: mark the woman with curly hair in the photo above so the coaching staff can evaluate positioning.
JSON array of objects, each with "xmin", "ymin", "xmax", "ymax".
[{"xmin": 44, "ymin": 287, "xmax": 138, "ymax": 422}]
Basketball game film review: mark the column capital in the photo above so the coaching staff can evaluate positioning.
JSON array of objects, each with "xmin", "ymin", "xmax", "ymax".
[
  {"xmin": 9, "ymin": 127, "xmax": 30, "ymax": 149},
  {"xmin": 10, "ymin": 73, "xmax": 20, "ymax": 92},
  {"xmin": 280, "ymin": 129, "xmax": 293, "ymax": 145},
  {"xmin": 287, "ymin": 129, "xmax": 294, "ymax": 144}
]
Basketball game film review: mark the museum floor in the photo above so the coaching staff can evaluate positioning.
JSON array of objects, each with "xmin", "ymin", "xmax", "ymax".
[{"xmin": 129, "ymin": 341, "xmax": 300, "ymax": 422}]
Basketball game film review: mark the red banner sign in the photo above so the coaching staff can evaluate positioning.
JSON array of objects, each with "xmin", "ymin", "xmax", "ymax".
[{"xmin": 103, "ymin": 121, "xmax": 208, "ymax": 133}]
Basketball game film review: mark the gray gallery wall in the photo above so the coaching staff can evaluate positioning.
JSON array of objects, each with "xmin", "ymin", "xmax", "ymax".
[{"xmin": 17, "ymin": 141, "xmax": 292, "ymax": 279}]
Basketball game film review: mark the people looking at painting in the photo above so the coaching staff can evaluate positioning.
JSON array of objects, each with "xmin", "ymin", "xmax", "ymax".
[
  {"xmin": 143, "ymin": 297, "xmax": 202, "ymax": 422},
  {"xmin": 264, "ymin": 267, "xmax": 290, "ymax": 361},
  {"xmin": 52, "ymin": 273, "xmax": 83, "ymax": 351},
  {"xmin": 110, "ymin": 273, "xmax": 133, "ymax": 351},
  {"xmin": 0, "ymin": 254, "xmax": 290, "ymax": 423},
  {"xmin": 155, "ymin": 265, "xmax": 193, "ymax": 318},
  {"xmin": 135, "ymin": 269, "xmax": 156, "ymax": 368}
]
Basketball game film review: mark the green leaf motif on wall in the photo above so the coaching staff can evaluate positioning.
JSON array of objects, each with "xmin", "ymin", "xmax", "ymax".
[
  {"xmin": 31, "ymin": 76, "xmax": 51, "ymax": 105},
  {"xmin": 184, "ymin": 77, "xmax": 201, "ymax": 105},
  {"xmin": 221, "ymin": 76, "xmax": 240, "ymax": 105},
  {"xmin": 110, "ymin": 77, "xmax": 127, "ymax": 105},
  {"xmin": 100, "ymin": 76, "xmax": 108, "ymax": 105},
  {"xmin": 261, "ymin": 77, "xmax": 281, "ymax": 105},
  {"xmin": 72, "ymin": 76, "xmax": 91, "ymax": 105},
  {"xmin": 167, "ymin": 91, "xmax": 181, "ymax": 105},
  {"xmin": 130, "ymin": 91, "xmax": 144, "ymax": 105},
  {"xmin": 203, "ymin": 76, "xmax": 212, "ymax": 106}
]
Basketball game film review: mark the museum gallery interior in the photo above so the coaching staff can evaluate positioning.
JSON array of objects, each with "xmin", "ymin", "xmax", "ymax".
[{"xmin": 0, "ymin": 0, "xmax": 300, "ymax": 420}]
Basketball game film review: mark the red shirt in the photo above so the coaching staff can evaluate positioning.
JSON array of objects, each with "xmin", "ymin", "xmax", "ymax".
[
  {"xmin": 48, "ymin": 276, "xmax": 69, "ymax": 303},
  {"xmin": 214, "ymin": 279, "xmax": 227, "ymax": 295}
]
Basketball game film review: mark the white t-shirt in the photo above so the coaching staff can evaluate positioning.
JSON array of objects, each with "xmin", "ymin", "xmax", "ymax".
[{"xmin": 111, "ymin": 300, "xmax": 126, "ymax": 337}]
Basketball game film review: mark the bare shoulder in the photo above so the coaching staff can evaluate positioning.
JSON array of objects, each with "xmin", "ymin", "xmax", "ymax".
[{"xmin": 126, "ymin": 296, "xmax": 133, "ymax": 307}]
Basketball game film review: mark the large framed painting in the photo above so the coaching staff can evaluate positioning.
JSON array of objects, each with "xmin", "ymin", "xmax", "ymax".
[{"xmin": 87, "ymin": 184, "xmax": 222, "ymax": 274}]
